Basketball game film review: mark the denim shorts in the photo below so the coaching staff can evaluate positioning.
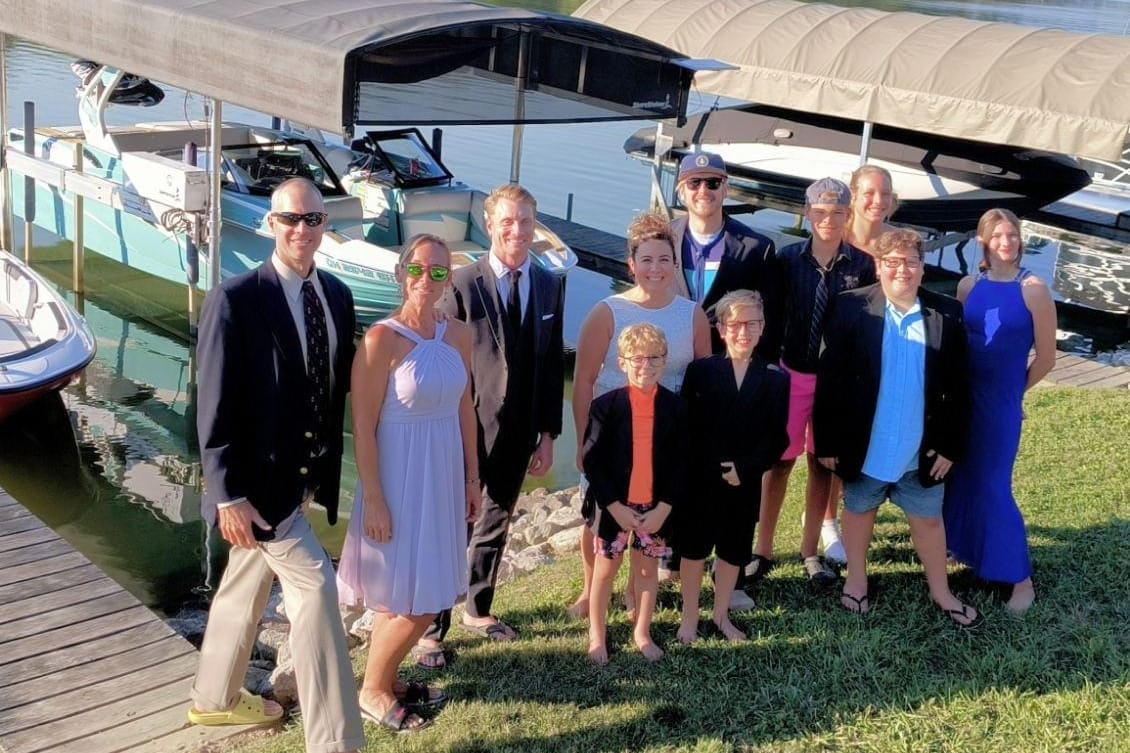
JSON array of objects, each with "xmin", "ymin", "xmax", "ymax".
[{"xmin": 844, "ymin": 470, "xmax": 943, "ymax": 518}]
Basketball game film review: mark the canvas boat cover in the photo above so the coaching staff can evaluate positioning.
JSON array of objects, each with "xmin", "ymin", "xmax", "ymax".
[
  {"xmin": 574, "ymin": 0, "xmax": 1130, "ymax": 161},
  {"xmin": 0, "ymin": 0, "xmax": 696, "ymax": 136}
]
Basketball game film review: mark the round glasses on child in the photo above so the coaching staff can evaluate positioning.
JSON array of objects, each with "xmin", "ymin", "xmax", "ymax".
[
  {"xmin": 724, "ymin": 318, "xmax": 764, "ymax": 332},
  {"xmin": 623, "ymin": 354, "xmax": 667, "ymax": 367},
  {"xmin": 879, "ymin": 257, "xmax": 923, "ymax": 270},
  {"xmin": 403, "ymin": 263, "xmax": 450, "ymax": 282},
  {"xmin": 271, "ymin": 211, "xmax": 328, "ymax": 227}
]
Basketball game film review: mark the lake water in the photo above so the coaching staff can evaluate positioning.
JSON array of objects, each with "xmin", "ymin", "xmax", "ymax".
[{"xmin": 2, "ymin": 0, "xmax": 1128, "ymax": 614}]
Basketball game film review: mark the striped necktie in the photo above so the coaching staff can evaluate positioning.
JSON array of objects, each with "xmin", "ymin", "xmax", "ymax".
[{"xmin": 807, "ymin": 266, "xmax": 829, "ymax": 365}]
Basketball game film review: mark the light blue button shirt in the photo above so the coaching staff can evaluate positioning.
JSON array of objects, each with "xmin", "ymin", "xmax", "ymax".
[{"xmin": 862, "ymin": 300, "xmax": 925, "ymax": 482}]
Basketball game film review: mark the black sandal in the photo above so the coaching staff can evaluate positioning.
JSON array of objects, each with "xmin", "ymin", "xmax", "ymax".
[
  {"xmin": 397, "ymin": 681, "xmax": 447, "ymax": 708},
  {"xmin": 362, "ymin": 700, "xmax": 433, "ymax": 734},
  {"xmin": 942, "ymin": 602, "xmax": 985, "ymax": 630},
  {"xmin": 841, "ymin": 590, "xmax": 870, "ymax": 615}
]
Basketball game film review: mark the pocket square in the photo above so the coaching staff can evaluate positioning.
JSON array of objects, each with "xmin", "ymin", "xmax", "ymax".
[{"xmin": 541, "ymin": 313, "xmax": 554, "ymax": 320}]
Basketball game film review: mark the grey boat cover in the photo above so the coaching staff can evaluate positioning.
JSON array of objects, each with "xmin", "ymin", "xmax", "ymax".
[
  {"xmin": 0, "ymin": 0, "xmax": 696, "ymax": 136},
  {"xmin": 575, "ymin": 0, "xmax": 1130, "ymax": 161}
]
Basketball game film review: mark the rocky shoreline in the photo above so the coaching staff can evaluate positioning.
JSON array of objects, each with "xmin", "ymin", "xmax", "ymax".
[{"xmin": 167, "ymin": 484, "xmax": 585, "ymax": 705}]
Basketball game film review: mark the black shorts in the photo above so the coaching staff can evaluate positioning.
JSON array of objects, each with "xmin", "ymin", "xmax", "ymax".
[{"xmin": 674, "ymin": 481, "xmax": 760, "ymax": 567}]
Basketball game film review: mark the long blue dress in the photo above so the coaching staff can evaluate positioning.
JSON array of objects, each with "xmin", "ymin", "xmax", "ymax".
[{"xmin": 943, "ymin": 269, "xmax": 1034, "ymax": 584}]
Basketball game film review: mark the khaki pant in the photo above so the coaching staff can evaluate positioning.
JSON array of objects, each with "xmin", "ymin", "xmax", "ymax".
[{"xmin": 191, "ymin": 512, "xmax": 364, "ymax": 753}]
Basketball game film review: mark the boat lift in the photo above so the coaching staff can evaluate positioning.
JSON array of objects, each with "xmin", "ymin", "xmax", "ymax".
[{"xmin": 0, "ymin": 0, "xmax": 723, "ymax": 330}]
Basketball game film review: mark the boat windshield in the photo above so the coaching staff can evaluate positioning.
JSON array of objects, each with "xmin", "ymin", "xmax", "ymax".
[
  {"xmin": 220, "ymin": 140, "xmax": 346, "ymax": 197},
  {"xmin": 347, "ymin": 129, "xmax": 452, "ymax": 189}
]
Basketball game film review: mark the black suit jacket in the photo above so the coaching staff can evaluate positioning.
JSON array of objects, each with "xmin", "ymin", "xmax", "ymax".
[
  {"xmin": 670, "ymin": 215, "xmax": 780, "ymax": 360},
  {"xmin": 196, "ymin": 261, "xmax": 356, "ymax": 534},
  {"xmin": 581, "ymin": 386, "xmax": 688, "ymax": 511},
  {"xmin": 680, "ymin": 354, "xmax": 790, "ymax": 491},
  {"xmin": 813, "ymin": 284, "xmax": 970, "ymax": 486},
  {"xmin": 440, "ymin": 255, "xmax": 565, "ymax": 460}
]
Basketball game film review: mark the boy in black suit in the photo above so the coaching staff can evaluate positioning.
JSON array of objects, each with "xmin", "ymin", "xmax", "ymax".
[
  {"xmin": 582, "ymin": 323, "xmax": 687, "ymax": 665},
  {"xmin": 677, "ymin": 290, "xmax": 789, "ymax": 644}
]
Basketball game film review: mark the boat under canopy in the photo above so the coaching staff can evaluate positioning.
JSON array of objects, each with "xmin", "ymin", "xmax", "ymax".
[
  {"xmin": 575, "ymin": 0, "xmax": 1130, "ymax": 161},
  {"xmin": 0, "ymin": 0, "xmax": 699, "ymax": 136}
]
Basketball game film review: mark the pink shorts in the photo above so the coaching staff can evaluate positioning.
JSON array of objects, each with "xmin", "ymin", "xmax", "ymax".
[{"xmin": 782, "ymin": 364, "xmax": 817, "ymax": 461}]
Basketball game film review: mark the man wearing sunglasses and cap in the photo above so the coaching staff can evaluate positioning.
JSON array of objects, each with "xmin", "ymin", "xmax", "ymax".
[
  {"xmin": 671, "ymin": 152, "xmax": 780, "ymax": 360},
  {"xmin": 191, "ymin": 177, "xmax": 364, "ymax": 752}
]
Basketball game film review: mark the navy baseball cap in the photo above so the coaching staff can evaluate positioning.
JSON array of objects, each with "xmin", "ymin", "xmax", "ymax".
[
  {"xmin": 805, "ymin": 177, "xmax": 851, "ymax": 206},
  {"xmin": 678, "ymin": 151, "xmax": 727, "ymax": 182}
]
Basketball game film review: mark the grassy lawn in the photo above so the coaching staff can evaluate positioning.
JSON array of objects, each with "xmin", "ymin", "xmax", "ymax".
[{"xmin": 223, "ymin": 387, "xmax": 1129, "ymax": 753}]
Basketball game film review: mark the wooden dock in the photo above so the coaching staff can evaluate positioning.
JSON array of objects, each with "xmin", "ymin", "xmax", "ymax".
[
  {"xmin": 0, "ymin": 489, "xmax": 259, "ymax": 753},
  {"xmin": 1041, "ymin": 350, "xmax": 1130, "ymax": 389}
]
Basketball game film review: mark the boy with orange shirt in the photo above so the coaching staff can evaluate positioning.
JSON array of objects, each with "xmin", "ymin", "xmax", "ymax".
[{"xmin": 582, "ymin": 323, "xmax": 688, "ymax": 665}]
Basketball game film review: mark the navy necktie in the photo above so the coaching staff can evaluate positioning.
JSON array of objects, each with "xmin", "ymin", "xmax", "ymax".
[
  {"xmin": 808, "ymin": 266, "xmax": 829, "ymax": 365},
  {"xmin": 302, "ymin": 280, "xmax": 330, "ymax": 442}
]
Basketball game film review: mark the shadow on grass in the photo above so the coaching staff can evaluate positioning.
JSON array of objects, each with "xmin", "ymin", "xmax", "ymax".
[{"xmin": 407, "ymin": 512, "xmax": 1128, "ymax": 752}]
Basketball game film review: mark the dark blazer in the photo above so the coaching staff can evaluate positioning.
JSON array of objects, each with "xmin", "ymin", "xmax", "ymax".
[
  {"xmin": 680, "ymin": 354, "xmax": 790, "ymax": 490},
  {"xmin": 440, "ymin": 255, "xmax": 564, "ymax": 459},
  {"xmin": 813, "ymin": 284, "xmax": 970, "ymax": 487},
  {"xmin": 581, "ymin": 386, "xmax": 688, "ymax": 511},
  {"xmin": 196, "ymin": 261, "xmax": 356, "ymax": 534},
  {"xmin": 670, "ymin": 215, "xmax": 780, "ymax": 360}
]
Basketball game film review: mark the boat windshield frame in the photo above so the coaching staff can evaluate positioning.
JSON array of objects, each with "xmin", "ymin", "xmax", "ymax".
[
  {"xmin": 217, "ymin": 138, "xmax": 349, "ymax": 198},
  {"xmin": 348, "ymin": 128, "xmax": 454, "ymax": 190}
]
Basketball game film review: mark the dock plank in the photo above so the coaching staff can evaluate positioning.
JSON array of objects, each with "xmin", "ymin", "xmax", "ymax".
[
  {"xmin": 0, "ymin": 651, "xmax": 198, "ymax": 736},
  {"xmin": 0, "ymin": 491, "xmax": 248, "ymax": 753},
  {"xmin": 1, "ymin": 620, "xmax": 180, "ymax": 686},
  {"xmin": 0, "ymin": 562, "xmax": 104, "ymax": 605},
  {"xmin": 0, "ymin": 525, "xmax": 60, "ymax": 553},
  {"xmin": 0, "ymin": 550, "xmax": 91, "ymax": 587},
  {"xmin": 0, "ymin": 589, "xmax": 140, "ymax": 643},
  {"xmin": 0, "ymin": 636, "xmax": 195, "ymax": 712},
  {"xmin": 0, "ymin": 515, "xmax": 46, "ymax": 536},
  {"xmin": 0, "ymin": 575, "xmax": 121, "ymax": 626},
  {"xmin": 0, "ymin": 674, "xmax": 192, "ymax": 753},
  {"xmin": 0, "ymin": 536, "xmax": 75, "ymax": 569}
]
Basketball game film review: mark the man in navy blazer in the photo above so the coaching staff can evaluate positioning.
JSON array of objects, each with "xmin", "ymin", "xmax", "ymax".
[
  {"xmin": 190, "ymin": 178, "xmax": 364, "ymax": 751},
  {"xmin": 813, "ymin": 228, "xmax": 981, "ymax": 629},
  {"xmin": 415, "ymin": 184, "xmax": 565, "ymax": 665}
]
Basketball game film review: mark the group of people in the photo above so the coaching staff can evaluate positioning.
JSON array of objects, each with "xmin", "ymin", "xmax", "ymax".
[{"xmin": 183, "ymin": 142, "xmax": 1055, "ymax": 748}]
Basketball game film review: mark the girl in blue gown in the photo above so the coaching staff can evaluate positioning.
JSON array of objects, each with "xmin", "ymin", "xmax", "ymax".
[{"xmin": 943, "ymin": 208, "xmax": 1056, "ymax": 613}]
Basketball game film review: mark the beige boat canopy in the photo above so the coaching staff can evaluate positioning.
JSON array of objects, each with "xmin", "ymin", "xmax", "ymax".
[
  {"xmin": 0, "ymin": 0, "xmax": 699, "ymax": 136},
  {"xmin": 575, "ymin": 0, "xmax": 1130, "ymax": 161}
]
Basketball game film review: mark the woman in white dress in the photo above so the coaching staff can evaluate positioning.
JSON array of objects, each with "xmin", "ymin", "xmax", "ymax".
[
  {"xmin": 337, "ymin": 234, "xmax": 481, "ymax": 733},
  {"xmin": 566, "ymin": 213, "xmax": 711, "ymax": 619}
]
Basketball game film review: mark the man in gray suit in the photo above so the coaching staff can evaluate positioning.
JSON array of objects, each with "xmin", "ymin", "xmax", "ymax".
[{"xmin": 414, "ymin": 184, "xmax": 565, "ymax": 667}]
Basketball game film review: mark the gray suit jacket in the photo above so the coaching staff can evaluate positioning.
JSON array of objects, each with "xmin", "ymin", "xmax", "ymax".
[{"xmin": 440, "ymin": 255, "xmax": 565, "ymax": 458}]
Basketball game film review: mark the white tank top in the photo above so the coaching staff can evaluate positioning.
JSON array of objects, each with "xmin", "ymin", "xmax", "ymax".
[{"xmin": 592, "ymin": 293, "xmax": 698, "ymax": 398}]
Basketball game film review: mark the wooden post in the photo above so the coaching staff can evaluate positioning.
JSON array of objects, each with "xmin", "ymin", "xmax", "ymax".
[{"xmin": 72, "ymin": 145, "xmax": 85, "ymax": 293}]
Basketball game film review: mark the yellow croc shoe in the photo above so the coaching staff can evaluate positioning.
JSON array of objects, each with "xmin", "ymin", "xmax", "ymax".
[{"xmin": 187, "ymin": 689, "xmax": 283, "ymax": 726}]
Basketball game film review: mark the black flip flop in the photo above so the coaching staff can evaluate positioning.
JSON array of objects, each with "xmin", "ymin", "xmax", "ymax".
[
  {"xmin": 841, "ymin": 591, "xmax": 870, "ymax": 615},
  {"xmin": 398, "ymin": 681, "xmax": 447, "ymax": 708},
  {"xmin": 942, "ymin": 602, "xmax": 985, "ymax": 630}
]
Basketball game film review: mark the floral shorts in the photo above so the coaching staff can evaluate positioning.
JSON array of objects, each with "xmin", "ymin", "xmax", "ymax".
[{"xmin": 592, "ymin": 500, "xmax": 673, "ymax": 560}]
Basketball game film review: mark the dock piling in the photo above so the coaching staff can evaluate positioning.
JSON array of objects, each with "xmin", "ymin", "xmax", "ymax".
[
  {"xmin": 22, "ymin": 100, "xmax": 34, "ymax": 262},
  {"xmin": 72, "ymin": 144, "xmax": 84, "ymax": 293}
]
